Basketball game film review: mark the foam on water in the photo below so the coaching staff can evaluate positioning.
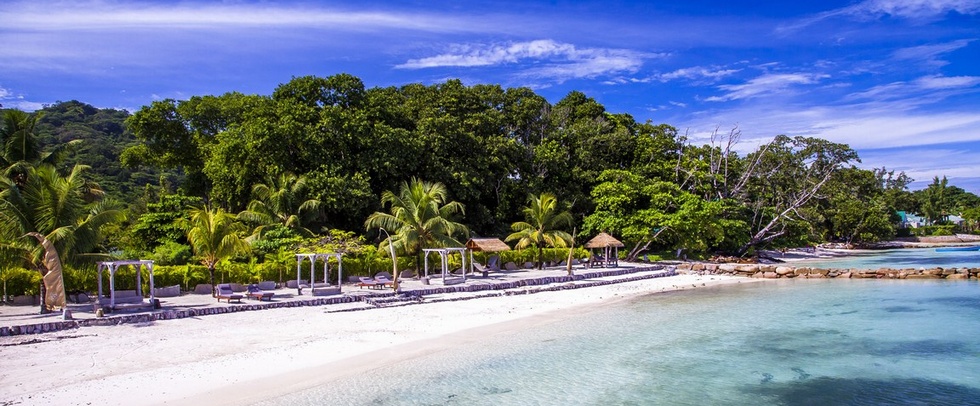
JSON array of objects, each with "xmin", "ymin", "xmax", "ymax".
[{"xmin": 259, "ymin": 279, "xmax": 980, "ymax": 405}]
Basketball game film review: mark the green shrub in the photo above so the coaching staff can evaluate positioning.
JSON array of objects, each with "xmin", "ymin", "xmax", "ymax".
[
  {"xmin": 1, "ymin": 268, "xmax": 41, "ymax": 297},
  {"xmin": 150, "ymin": 241, "xmax": 193, "ymax": 265},
  {"xmin": 911, "ymin": 225, "xmax": 955, "ymax": 236},
  {"xmin": 498, "ymin": 247, "xmax": 589, "ymax": 266}
]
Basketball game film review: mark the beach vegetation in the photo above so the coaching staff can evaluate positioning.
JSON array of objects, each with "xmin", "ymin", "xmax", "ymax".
[
  {"xmin": 506, "ymin": 193, "xmax": 574, "ymax": 269},
  {"xmin": 365, "ymin": 178, "xmax": 469, "ymax": 272},
  {"xmin": 0, "ymin": 163, "xmax": 123, "ymax": 311},
  {"xmin": 184, "ymin": 206, "xmax": 250, "ymax": 296},
  {"xmin": 3, "ymin": 73, "xmax": 980, "ymax": 300},
  {"xmin": 237, "ymin": 171, "xmax": 323, "ymax": 238}
]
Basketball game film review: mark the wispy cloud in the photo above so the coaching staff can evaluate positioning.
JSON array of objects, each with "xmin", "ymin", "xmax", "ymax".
[
  {"xmin": 837, "ymin": 0, "xmax": 980, "ymax": 20},
  {"xmin": 0, "ymin": 85, "xmax": 45, "ymax": 111},
  {"xmin": 0, "ymin": 1, "xmax": 483, "ymax": 33},
  {"xmin": 779, "ymin": 0, "xmax": 980, "ymax": 32},
  {"xmin": 706, "ymin": 73, "xmax": 829, "ymax": 102},
  {"xmin": 397, "ymin": 40, "xmax": 579, "ymax": 68},
  {"xmin": 657, "ymin": 66, "xmax": 741, "ymax": 83},
  {"xmin": 847, "ymin": 74, "xmax": 980, "ymax": 101},
  {"xmin": 892, "ymin": 39, "xmax": 975, "ymax": 68},
  {"xmin": 397, "ymin": 40, "xmax": 652, "ymax": 82}
]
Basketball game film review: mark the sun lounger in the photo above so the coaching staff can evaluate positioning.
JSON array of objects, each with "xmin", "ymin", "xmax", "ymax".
[
  {"xmin": 474, "ymin": 263, "xmax": 490, "ymax": 277},
  {"xmin": 216, "ymin": 283, "xmax": 243, "ymax": 303},
  {"xmin": 246, "ymin": 284, "xmax": 274, "ymax": 301},
  {"xmin": 374, "ymin": 275, "xmax": 395, "ymax": 288},
  {"xmin": 358, "ymin": 276, "xmax": 381, "ymax": 289}
]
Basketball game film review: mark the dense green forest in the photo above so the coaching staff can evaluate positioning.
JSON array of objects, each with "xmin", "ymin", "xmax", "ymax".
[{"xmin": 2, "ymin": 74, "xmax": 979, "ymax": 299}]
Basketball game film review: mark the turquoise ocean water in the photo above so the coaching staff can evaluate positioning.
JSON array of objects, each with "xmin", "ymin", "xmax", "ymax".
[
  {"xmin": 260, "ymin": 278, "xmax": 980, "ymax": 405},
  {"xmin": 789, "ymin": 247, "xmax": 980, "ymax": 270}
]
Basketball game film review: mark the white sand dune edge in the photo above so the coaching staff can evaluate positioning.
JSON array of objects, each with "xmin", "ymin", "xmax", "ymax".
[{"xmin": 0, "ymin": 274, "xmax": 757, "ymax": 406}]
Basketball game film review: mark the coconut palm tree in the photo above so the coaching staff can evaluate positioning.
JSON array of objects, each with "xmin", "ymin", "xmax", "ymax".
[
  {"xmin": 0, "ymin": 164, "xmax": 123, "ymax": 312},
  {"xmin": 364, "ymin": 178, "xmax": 468, "ymax": 272},
  {"xmin": 186, "ymin": 206, "xmax": 250, "ymax": 296},
  {"xmin": 506, "ymin": 193, "xmax": 574, "ymax": 269},
  {"xmin": 237, "ymin": 172, "xmax": 322, "ymax": 238},
  {"xmin": 0, "ymin": 110, "xmax": 80, "ymax": 186}
]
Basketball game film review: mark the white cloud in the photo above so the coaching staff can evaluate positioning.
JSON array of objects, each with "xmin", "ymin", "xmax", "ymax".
[
  {"xmin": 657, "ymin": 67, "xmax": 740, "ymax": 82},
  {"xmin": 397, "ymin": 40, "xmax": 579, "ymax": 68},
  {"xmin": 914, "ymin": 75, "xmax": 980, "ymax": 89},
  {"xmin": 706, "ymin": 73, "xmax": 829, "ymax": 102},
  {"xmin": 0, "ymin": 86, "xmax": 10, "ymax": 99},
  {"xmin": 892, "ymin": 39, "xmax": 975, "ymax": 67},
  {"xmin": 841, "ymin": 0, "xmax": 980, "ymax": 20},
  {"xmin": 779, "ymin": 0, "xmax": 980, "ymax": 32},
  {"xmin": 847, "ymin": 74, "xmax": 980, "ymax": 101},
  {"xmin": 0, "ymin": 2, "xmax": 478, "ymax": 33},
  {"xmin": 678, "ymin": 102, "xmax": 980, "ymax": 193},
  {"xmin": 397, "ymin": 40, "xmax": 651, "ymax": 82}
]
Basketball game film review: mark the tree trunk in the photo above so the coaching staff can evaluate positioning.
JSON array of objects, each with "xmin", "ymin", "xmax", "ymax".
[
  {"xmin": 208, "ymin": 265, "xmax": 216, "ymax": 297},
  {"xmin": 626, "ymin": 241, "xmax": 653, "ymax": 261},
  {"xmin": 566, "ymin": 227, "xmax": 577, "ymax": 276},
  {"xmin": 38, "ymin": 272, "xmax": 49, "ymax": 314}
]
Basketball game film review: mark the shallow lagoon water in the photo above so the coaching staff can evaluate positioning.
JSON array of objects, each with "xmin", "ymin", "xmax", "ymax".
[
  {"xmin": 261, "ymin": 279, "xmax": 980, "ymax": 405},
  {"xmin": 790, "ymin": 247, "xmax": 980, "ymax": 270}
]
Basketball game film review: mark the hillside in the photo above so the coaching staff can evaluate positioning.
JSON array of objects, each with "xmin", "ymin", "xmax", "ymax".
[{"xmin": 32, "ymin": 100, "xmax": 175, "ymax": 200}]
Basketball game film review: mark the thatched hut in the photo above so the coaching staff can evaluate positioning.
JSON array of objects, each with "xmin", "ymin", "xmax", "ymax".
[
  {"xmin": 584, "ymin": 233, "xmax": 625, "ymax": 268},
  {"xmin": 466, "ymin": 238, "xmax": 511, "ymax": 276}
]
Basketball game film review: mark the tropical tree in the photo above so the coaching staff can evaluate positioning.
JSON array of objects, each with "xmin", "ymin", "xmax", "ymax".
[
  {"xmin": 920, "ymin": 176, "xmax": 951, "ymax": 224},
  {"xmin": 0, "ymin": 164, "xmax": 123, "ymax": 312},
  {"xmin": 732, "ymin": 135, "xmax": 858, "ymax": 253},
  {"xmin": 237, "ymin": 172, "xmax": 322, "ymax": 238},
  {"xmin": 364, "ymin": 178, "xmax": 468, "ymax": 272},
  {"xmin": 185, "ymin": 206, "xmax": 250, "ymax": 296},
  {"xmin": 1, "ymin": 109, "xmax": 80, "ymax": 186},
  {"xmin": 506, "ymin": 193, "xmax": 574, "ymax": 269},
  {"xmin": 584, "ymin": 170, "xmax": 745, "ymax": 260}
]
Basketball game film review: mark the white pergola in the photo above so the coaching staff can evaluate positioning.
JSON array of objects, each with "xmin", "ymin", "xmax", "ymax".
[
  {"xmin": 422, "ymin": 248, "xmax": 467, "ymax": 285},
  {"xmin": 96, "ymin": 260, "xmax": 155, "ymax": 309},
  {"xmin": 295, "ymin": 253, "xmax": 343, "ymax": 296}
]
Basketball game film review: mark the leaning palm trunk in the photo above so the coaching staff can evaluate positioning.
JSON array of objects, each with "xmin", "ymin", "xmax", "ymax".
[
  {"xmin": 566, "ymin": 228, "xmax": 576, "ymax": 276},
  {"xmin": 26, "ymin": 232, "xmax": 66, "ymax": 313}
]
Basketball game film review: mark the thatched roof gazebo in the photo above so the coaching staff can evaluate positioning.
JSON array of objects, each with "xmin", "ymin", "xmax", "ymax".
[
  {"xmin": 585, "ymin": 233, "xmax": 625, "ymax": 268},
  {"xmin": 466, "ymin": 238, "xmax": 510, "ymax": 276},
  {"xmin": 466, "ymin": 238, "xmax": 511, "ymax": 252}
]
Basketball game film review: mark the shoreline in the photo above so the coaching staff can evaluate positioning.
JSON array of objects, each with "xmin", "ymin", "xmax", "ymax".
[{"xmin": 0, "ymin": 273, "xmax": 755, "ymax": 406}]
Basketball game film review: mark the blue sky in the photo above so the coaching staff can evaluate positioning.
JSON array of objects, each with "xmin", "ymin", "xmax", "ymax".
[{"xmin": 2, "ymin": 0, "xmax": 978, "ymax": 193}]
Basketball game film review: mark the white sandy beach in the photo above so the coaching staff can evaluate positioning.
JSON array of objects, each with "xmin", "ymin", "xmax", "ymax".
[{"xmin": 0, "ymin": 273, "xmax": 755, "ymax": 406}]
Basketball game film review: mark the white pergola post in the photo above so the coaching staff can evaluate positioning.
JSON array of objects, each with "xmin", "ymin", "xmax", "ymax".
[
  {"xmin": 296, "ymin": 255, "xmax": 304, "ymax": 294},
  {"xmin": 422, "ymin": 248, "xmax": 467, "ymax": 284},
  {"xmin": 95, "ymin": 260, "xmax": 155, "ymax": 310},
  {"xmin": 295, "ymin": 253, "xmax": 343, "ymax": 296}
]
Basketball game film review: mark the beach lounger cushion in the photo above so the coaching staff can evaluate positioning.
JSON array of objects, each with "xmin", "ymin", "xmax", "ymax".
[
  {"xmin": 246, "ymin": 284, "xmax": 274, "ymax": 301},
  {"xmin": 216, "ymin": 283, "xmax": 243, "ymax": 303},
  {"xmin": 358, "ymin": 276, "xmax": 381, "ymax": 289}
]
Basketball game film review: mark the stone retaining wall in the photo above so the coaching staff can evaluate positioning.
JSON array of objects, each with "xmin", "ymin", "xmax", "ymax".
[
  {"xmin": 677, "ymin": 263, "xmax": 980, "ymax": 280},
  {"xmin": 0, "ymin": 266, "xmax": 669, "ymax": 337}
]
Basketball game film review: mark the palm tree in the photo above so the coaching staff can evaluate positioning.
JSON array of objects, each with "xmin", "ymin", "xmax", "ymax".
[
  {"xmin": 186, "ymin": 206, "xmax": 250, "ymax": 296},
  {"xmin": 364, "ymin": 178, "xmax": 469, "ymax": 273},
  {"xmin": 237, "ymin": 172, "xmax": 322, "ymax": 238},
  {"xmin": 506, "ymin": 193, "xmax": 574, "ymax": 269},
  {"xmin": 0, "ymin": 164, "xmax": 123, "ymax": 312},
  {"xmin": 0, "ymin": 110, "xmax": 80, "ymax": 186}
]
